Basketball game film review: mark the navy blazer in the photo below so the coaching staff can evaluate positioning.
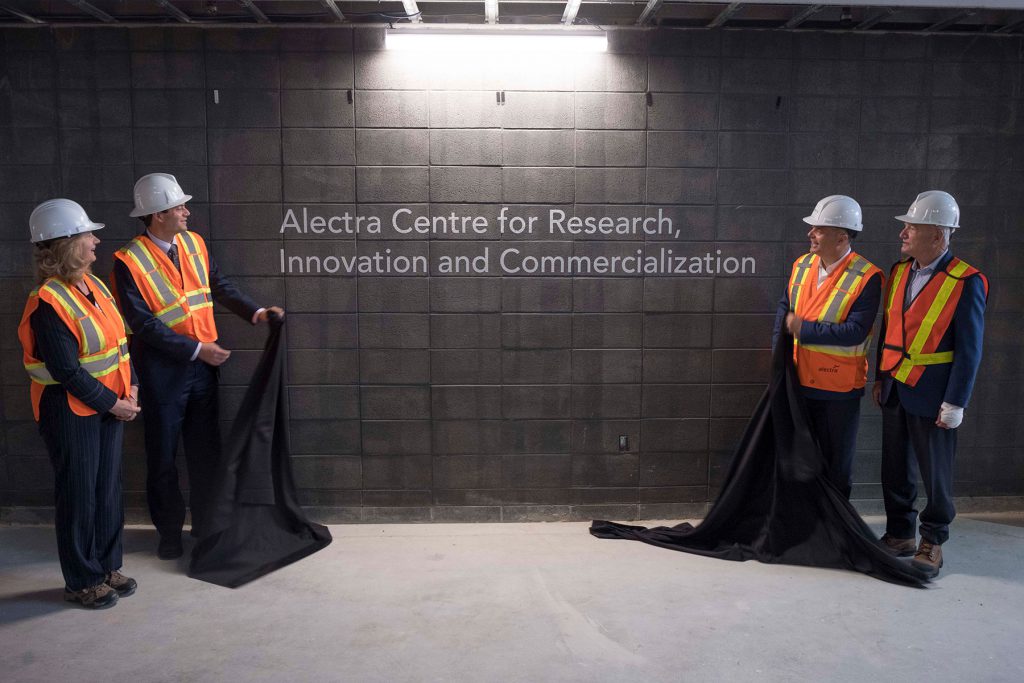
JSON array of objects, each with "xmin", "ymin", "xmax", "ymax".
[
  {"xmin": 875, "ymin": 251, "xmax": 988, "ymax": 419},
  {"xmin": 112, "ymin": 238, "xmax": 260, "ymax": 397}
]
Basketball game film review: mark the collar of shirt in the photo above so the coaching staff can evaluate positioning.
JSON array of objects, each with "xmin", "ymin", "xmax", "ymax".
[
  {"xmin": 146, "ymin": 230, "xmax": 173, "ymax": 253},
  {"xmin": 912, "ymin": 249, "xmax": 947, "ymax": 276},
  {"xmin": 817, "ymin": 246, "xmax": 852, "ymax": 284}
]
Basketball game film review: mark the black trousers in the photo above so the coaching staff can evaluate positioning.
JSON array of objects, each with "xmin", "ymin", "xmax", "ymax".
[
  {"xmin": 141, "ymin": 361, "xmax": 221, "ymax": 538},
  {"xmin": 39, "ymin": 390, "xmax": 124, "ymax": 591},
  {"xmin": 881, "ymin": 390, "xmax": 957, "ymax": 545},
  {"xmin": 804, "ymin": 396, "xmax": 861, "ymax": 500}
]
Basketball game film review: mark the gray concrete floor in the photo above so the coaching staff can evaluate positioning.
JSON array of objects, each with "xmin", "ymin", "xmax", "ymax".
[{"xmin": 2, "ymin": 516, "xmax": 1023, "ymax": 683}]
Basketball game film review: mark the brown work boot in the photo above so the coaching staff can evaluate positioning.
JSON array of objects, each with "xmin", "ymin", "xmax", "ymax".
[
  {"xmin": 106, "ymin": 570, "xmax": 137, "ymax": 597},
  {"xmin": 880, "ymin": 533, "xmax": 916, "ymax": 557},
  {"xmin": 64, "ymin": 582, "xmax": 119, "ymax": 609},
  {"xmin": 911, "ymin": 539, "xmax": 943, "ymax": 578}
]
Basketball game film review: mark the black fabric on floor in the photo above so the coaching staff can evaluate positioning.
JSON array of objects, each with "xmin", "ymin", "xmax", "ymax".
[
  {"xmin": 591, "ymin": 334, "xmax": 929, "ymax": 587},
  {"xmin": 189, "ymin": 316, "xmax": 332, "ymax": 588}
]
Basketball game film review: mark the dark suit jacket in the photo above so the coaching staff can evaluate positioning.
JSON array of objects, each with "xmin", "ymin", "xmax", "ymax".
[
  {"xmin": 875, "ymin": 251, "xmax": 988, "ymax": 419},
  {"xmin": 112, "ymin": 237, "xmax": 260, "ymax": 398}
]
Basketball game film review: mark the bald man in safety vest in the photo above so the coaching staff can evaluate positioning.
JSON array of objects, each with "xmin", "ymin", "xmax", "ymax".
[
  {"xmin": 112, "ymin": 173, "xmax": 284, "ymax": 560},
  {"xmin": 873, "ymin": 191, "xmax": 988, "ymax": 578},
  {"xmin": 774, "ymin": 195, "xmax": 883, "ymax": 500}
]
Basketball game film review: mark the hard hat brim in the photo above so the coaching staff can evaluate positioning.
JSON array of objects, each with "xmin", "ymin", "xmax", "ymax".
[
  {"xmin": 801, "ymin": 216, "xmax": 863, "ymax": 231},
  {"xmin": 30, "ymin": 221, "xmax": 105, "ymax": 244},
  {"xmin": 129, "ymin": 194, "xmax": 192, "ymax": 218},
  {"xmin": 895, "ymin": 212, "xmax": 958, "ymax": 228}
]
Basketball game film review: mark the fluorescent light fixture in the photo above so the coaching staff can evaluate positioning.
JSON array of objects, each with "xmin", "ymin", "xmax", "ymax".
[{"xmin": 386, "ymin": 28, "xmax": 607, "ymax": 53}]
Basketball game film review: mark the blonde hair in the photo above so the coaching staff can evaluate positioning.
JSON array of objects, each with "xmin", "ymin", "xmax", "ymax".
[{"xmin": 34, "ymin": 234, "xmax": 90, "ymax": 284}]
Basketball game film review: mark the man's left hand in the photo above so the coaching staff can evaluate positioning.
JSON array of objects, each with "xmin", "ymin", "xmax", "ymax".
[
  {"xmin": 936, "ymin": 402, "xmax": 964, "ymax": 430},
  {"xmin": 257, "ymin": 306, "xmax": 285, "ymax": 323}
]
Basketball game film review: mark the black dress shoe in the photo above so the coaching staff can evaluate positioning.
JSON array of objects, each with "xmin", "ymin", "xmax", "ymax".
[{"xmin": 157, "ymin": 535, "xmax": 184, "ymax": 560}]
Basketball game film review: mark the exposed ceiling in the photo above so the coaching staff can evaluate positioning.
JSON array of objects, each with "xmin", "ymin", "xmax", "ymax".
[{"xmin": 1, "ymin": 1, "xmax": 1023, "ymax": 34}]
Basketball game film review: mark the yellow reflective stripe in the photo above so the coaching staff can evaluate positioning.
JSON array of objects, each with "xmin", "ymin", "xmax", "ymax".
[
  {"xmin": 155, "ymin": 304, "xmax": 189, "ymax": 327},
  {"xmin": 887, "ymin": 262, "xmax": 910, "ymax": 314},
  {"xmin": 893, "ymin": 261, "xmax": 969, "ymax": 382},
  {"xmin": 790, "ymin": 254, "xmax": 815, "ymax": 311},
  {"xmin": 908, "ymin": 351, "xmax": 954, "ymax": 365},
  {"xmin": 86, "ymin": 274, "xmax": 116, "ymax": 302},
  {"xmin": 178, "ymin": 232, "xmax": 210, "ymax": 288},
  {"xmin": 25, "ymin": 362, "xmax": 57, "ymax": 385},
  {"xmin": 122, "ymin": 241, "xmax": 180, "ymax": 309},
  {"xmin": 80, "ymin": 350, "xmax": 120, "ymax": 377},
  {"xmin": 24, "ymin": 349, "xmax": 125, "ymax": 384},
  {"xmin": 43, "ymin": 280, "xmax": 105, "ymax": 354},
  {"xmin": 186, "ymin": 290, "xmax": 212, "ymax": 308},
  {"xmin": 191, "ymin": 254, "xmax": 207, "ymax": 286},
  {"xmin": 796, "ymin": 338, "xmax": 871, "ymax": 359},
  {"xmin": 818, "ymin": 257, "xmax": 868, "ymax": 323}
]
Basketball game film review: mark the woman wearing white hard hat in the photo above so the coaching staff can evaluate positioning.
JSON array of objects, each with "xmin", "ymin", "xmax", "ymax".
[{"xmin": 17, "ymin": 199, "xmax": 140, "ymax": 609}]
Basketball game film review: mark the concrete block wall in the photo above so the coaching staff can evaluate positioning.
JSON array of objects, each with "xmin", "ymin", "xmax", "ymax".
[{"xmin": 1, "ymin": 26, "xmax": 1022, "ymax": 522}]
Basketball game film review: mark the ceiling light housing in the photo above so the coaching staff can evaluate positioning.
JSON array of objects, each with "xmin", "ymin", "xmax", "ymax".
[{"xmin": 385, "ymin": 27, "xmax": 608, "ymax": 53}]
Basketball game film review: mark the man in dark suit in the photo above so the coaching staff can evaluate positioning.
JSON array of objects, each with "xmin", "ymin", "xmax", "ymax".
[
  {"xmin": 773, "ymin": 195, "xmax": 883, "ymax": 501},
  {"xmin": 112, "ymin": 173, "xmax": 284, "ymax": 559},
  {"xmin": 873, "ymin": 190, "xmax": 988, "ymax": 578}
]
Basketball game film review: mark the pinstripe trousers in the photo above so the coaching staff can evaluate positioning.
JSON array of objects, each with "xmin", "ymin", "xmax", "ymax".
[{"xmin": 38, "ymin": 387, "xmax": 125, "ymax": 591}]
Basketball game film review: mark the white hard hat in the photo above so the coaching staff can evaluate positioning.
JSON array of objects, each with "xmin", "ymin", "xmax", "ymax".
[
  {"xmin": 30, "ymin": 199, "xmax": 104, "ymax": 244},
  {"xmin": 802, "ymin": 195, "xmax": 863, "ymax": 231},
  {"xmin": 895, "ymin": 190, "xmax": 960, "ymax": 229},
  {"xmin": 129, "ymin": 172, "xmax": 192, "ymax": 218}
]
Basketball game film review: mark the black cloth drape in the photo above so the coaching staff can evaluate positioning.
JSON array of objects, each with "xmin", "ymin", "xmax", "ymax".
[
  {"xmin": 591, "ymin": 334, "xmax": 929, "ymax": 587},
  {"xmin": 189, "ymin": 316, "xmax": 332, "ymax": 588}
]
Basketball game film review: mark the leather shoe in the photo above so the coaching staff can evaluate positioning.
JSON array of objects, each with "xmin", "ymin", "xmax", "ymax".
[
  {"xmin": 880, "ymin": 533, "xmax": 916, "ymax": 557},
  {"xmin": 64, "ymin": 583, "xmax": 118, "ymax": 609},
  {"xmin": 911, "ymin": 539, "xmax": 943, "ymax": 578},
  {"xmin": 157, "ymin": 535, "xmax": 183, "ymax": 560},
  {"xmin": 106, "ymin": 570, "xmax": 137, "ymax": 597}
]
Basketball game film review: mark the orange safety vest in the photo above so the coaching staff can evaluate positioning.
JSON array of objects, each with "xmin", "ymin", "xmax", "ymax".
[
  {"xmin": 880, "ymin": 257, "xmax": 987, "ymax": 387},
  {"xmin": 112, "ymin": 231, "xmax": 217, "ymax": 343},
  {"xmin": 787, "ymin": 251, "xmax": 883, "ymax": 393},
  {"xmin": 18, "ymin": 274, "xmax": 133, "ymax": 421}
]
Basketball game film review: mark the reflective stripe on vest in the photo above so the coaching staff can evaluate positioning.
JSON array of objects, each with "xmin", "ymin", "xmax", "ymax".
[
  {"xmin": 817, "ymin": 255, "xmax": 874, "ymax": 323},
  {"xmin": 179, "ymin": 231, "xmax": 210, "ymax": 288},
  {"xmin": 177, "ymin": 231, "xmax": 213, "ymax": 313},
  {"xmin": 789, "ymin": 252, "xmax": 881, "ymax": 393},
  {"xmin": 42, "ymin": 279, "xmax": 105, "ymax": 352},
  {"xmin": 885, "ymin": 258, "xmax": 973, "ymax": 384},
  {"xmin": 795, "ymin": 255, "xmax": 875, "ymax": 360},
  {"xmin": 120, "ymin": 239, "xmax": 190, "ymax": 327},
  {"xmin": 789, "ymin": 254, "xmax": 815, "ymax": 311},
  {"xmin": 23, "ymin": 278, "xmax": 131, "ymax": 386}
]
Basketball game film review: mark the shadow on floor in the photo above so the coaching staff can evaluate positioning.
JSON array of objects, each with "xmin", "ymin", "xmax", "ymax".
[
  {"xmin": 0, "ymin": 588, "xmax": 67, "ymax": 625},
  {"xmin": 0, "ymin": 527, "xmax": 191, "ymax": 626}
]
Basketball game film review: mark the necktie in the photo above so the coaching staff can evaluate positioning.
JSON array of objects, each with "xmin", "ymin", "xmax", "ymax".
[{"xmin": 167, "ymin": 244, "xmax": 180, "ymax": 271}]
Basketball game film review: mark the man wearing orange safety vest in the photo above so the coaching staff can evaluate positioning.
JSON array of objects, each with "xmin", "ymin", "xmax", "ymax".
[
  {"xmin": 873, "ymin": 191, "xmax": 988, "ymax": 578},
  {"xmin": 112, "ymin": 173, "xmax": 284, "ymax": 560},
  {"xmin": 773, "ymin": 195, "xmax": 883, "ymax": 500}
]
